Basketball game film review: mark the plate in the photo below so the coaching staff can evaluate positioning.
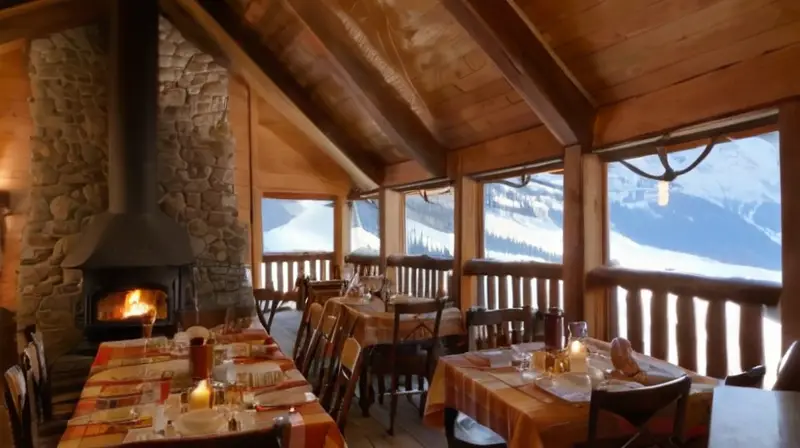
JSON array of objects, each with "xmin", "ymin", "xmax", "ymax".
[
  {"xmin": 174, "ymin": 409, "xmax": 227, "ymax": 436},
  {"xmin": 256, "ymin": 390, "xmax": 317, "ymax": 408},
  {"xmin": 535, "ymin": 373, "xmax": 644, "ymax": 403}
]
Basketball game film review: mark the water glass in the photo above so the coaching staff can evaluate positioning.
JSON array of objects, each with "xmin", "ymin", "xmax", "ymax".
[
  {"xmin": 511, "ymin": 346, "xmax": 533, "ymax": 375},
  {"xmin": 568, "ymin": 321, "xmax": 589, "ymax": 341}
]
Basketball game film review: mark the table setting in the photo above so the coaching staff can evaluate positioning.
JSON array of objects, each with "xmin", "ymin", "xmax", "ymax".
[{"xmin": 58, "ymin": 323, "xmax": 345, "ymax": 448}]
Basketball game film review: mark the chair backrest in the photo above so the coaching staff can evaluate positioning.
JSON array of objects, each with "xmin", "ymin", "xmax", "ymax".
[
  {"xmin": 587, "ymin": 375, "xmax": 692, "ymax": 444},
  {"xmin": 253, "ymin": 288, "xmax": 283, "ymax": 333},
  {"xmin": 26, "ymin": 331, "xmax": 53, "ymax": 421},
  {"xmin": 466, "ymin": 306, "xmax": 536, "ymax": 350},
  {"xmin": 4, "ymin": 364, "xmax": 31, "ymax": 448},
  {"xmin": 296, "ymin": 302, "xmax": 324, "ymax": 371},
  {"xmin": 306, "ymin": 313, "xmax": 338, "ymax": 392},
  {"xmin": 774, "ymin": 340, "xmax": 800, "ymax": 392},
  {"xmin": 724, "ymin": 365, "xmax": 766, "ymax": 388},
  {"xmin": 123, "ymin": 416, "xmax": 290, "ymax": 447},
  {"xmin": 292, "ymin": 281, "xmax": 344, "ymax": 361},
  {"xmin": 319, "ymin": 307, "xmax": 360, "ymax": 409},
  {"xmin": 327, "ymin": 337, "xmax": 365, "ymax": 432},
  {"xmin": 390, "ymin": 299, "xmax": 446, "ymax": 379}
]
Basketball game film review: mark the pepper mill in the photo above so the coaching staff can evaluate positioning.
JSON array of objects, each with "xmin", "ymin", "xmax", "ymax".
[{"xmin": 544, "ymin": 307, "xmax": 565, "ymax": 350}]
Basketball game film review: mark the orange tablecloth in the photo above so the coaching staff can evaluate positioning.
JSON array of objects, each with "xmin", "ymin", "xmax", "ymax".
[
  {"xmin": 58, "ymin": 329, "xmax": 345, "ymax": 448},
  {"xmin": 310, "ymin": 296, "xmax": 464, "ymax": 347},
  {"xmin": 423, "ymin": 339, "xmax": 718, "ymax": 448}
]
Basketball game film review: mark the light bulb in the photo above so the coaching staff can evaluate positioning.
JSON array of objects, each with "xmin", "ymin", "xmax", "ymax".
[{"xmin": 657, "ymin": 180, "xmax": 669, "ymax": 207}]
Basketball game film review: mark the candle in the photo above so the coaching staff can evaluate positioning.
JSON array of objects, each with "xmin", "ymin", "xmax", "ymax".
[
  {"xmin": 188, "ymin": 380, "xmax": 211, "ymax": 410},
  {"xmin": 569, "ymin": 340, "xmax": 588, "ymax": 373}
]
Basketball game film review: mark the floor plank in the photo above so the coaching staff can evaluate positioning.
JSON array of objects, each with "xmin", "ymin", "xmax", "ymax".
[{"xmin": 269, "ymin": 310, "xmax": 447, "ymax": 447}]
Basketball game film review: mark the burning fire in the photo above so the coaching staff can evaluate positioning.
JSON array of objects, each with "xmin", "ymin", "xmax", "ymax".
[{"xmin": 122, "ymin": 289, "xmax": 156, "ymax": 319}]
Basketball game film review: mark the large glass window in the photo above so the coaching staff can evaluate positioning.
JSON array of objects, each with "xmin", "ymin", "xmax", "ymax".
[
  {"xmin": 261, "ymin": 198, "xmax": 333, "ymax": 252},
  {"xmin": 405, "ymin": 189, "xmax": 454, "ymax": 256},
  {"xmin": 350, "ymin": 199, "xmax": 380, "ymax": 255},
  {"xmin": 483, "ymin": 173, "xmax": 564, "ymax": 262},
  {"xmin": 608, "ymin": 131, "xmax": 781, "ymax": 381}
]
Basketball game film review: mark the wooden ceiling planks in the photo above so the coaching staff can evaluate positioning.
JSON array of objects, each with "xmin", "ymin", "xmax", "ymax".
[
  {"xmin": 162, "ymin": 0, "xmax": 384, "ymax": 190},
  {"xmin": 441, "ymin": 0, "xmax": 594, "ymax": 147},
  {"xmin": 284, "ymin": 0, "xmax": 448, "ymax": 178},
  {"xmin": 0, "ymin": 0, "xmax": 106, "ymax": 45}
]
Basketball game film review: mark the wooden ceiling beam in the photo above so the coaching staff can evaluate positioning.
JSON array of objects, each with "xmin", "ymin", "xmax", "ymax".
[
  {"xmin": 384, "ymin": 125, "xmax": 562, "ymax": 187},
  {"xmin": 161, "ymin": 0, "xmax": 383, "ymax": 191},
  {"xmin": 0, "ymin": 0, "xmax": 107, "ymax": 45},
  {"xmin": 441, "ymin": 0, "xmax": 594, "ymax": 147},
  {"xmin": 285, "ymin": 0, "xmax": 448, "ymax": 179}
]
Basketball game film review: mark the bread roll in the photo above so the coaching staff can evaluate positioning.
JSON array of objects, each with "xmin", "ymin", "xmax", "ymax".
[{"xmin": 610, "ymin": 337, "xmax": 641, "ymax": 376}]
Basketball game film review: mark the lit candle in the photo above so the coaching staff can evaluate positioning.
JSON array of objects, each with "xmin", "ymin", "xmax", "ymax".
[
  {"xmin": 188, "ymin": 380, "xmax": 211, "ymax": 410},
  {"xmin": 569, "ymin": 340, "xmax": 588, "ymax": 373}
]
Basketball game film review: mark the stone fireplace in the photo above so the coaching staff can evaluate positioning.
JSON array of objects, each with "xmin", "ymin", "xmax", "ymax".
[{"xmin": 18, "ymin": 4, "xmax": 252, "ymax": 359}]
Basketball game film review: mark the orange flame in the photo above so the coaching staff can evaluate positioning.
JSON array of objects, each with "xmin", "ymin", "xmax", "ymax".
[{"xmin": 122, "ymin": 289, "xmax": 155, "ymax": 319}]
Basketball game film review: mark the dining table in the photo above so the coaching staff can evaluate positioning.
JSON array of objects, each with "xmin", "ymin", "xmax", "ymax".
[
  {"xmin": 709, "ymin": 386, "xmax": 800, "ymax": 447},
  {"xmin": 57, "ymin": 328, "xmax": 345, "ymax": 447},
  {"xmin": 309, "ymin": 295, "xmax": 465, "ymax": 348},
  {"xmin": 423, "ymin": 338, "xmax": 720, "ymax": 448}
]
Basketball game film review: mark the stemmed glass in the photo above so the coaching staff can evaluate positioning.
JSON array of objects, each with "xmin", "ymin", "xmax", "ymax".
[{"xmin": 511, "ymin": 345, "xmax": 535, "ymax": 380}]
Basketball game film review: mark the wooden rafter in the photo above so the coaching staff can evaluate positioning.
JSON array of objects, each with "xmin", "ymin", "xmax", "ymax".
[
  {"xmin": 0, "ymin": 0, "xmax": 107, "ymax": 45},
  {"xmin": 284, "ymin": 0, "xmax": 448, "ymax": 178},
  {"xmin": 160, "ymin": 0, "xmax": 383, "ymax": 190},
  {"xmin": 441, "ymin": 0, "xmax": 594, "ymax": 147}
]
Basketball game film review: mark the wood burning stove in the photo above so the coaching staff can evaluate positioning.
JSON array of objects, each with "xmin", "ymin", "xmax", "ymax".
[{"xmin": 61, "ymin": 0, "xmax": 195, "ymax": 346}]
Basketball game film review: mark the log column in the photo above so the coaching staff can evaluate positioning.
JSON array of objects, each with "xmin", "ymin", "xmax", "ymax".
[
  {"xmin": 453, "ymin": 154, "xmax": 483, "ymax": 310},
  {"xmin": 780, "ymin": 101, "xmax": 800, "ymax": 351},
  {"xmin": 379, "ymin": 188, "xmax": 404, "ymax": 284},
  {"xmin": 333, "ymin": 196, "xmax": 351, "ymax": 278},
  {"xmin": 563, "ymin": 145, "xmax": 608, "ymax": 338},
  {"xmin": 248, "ymin": 93, "xmax": 264, "ymax": 289}
]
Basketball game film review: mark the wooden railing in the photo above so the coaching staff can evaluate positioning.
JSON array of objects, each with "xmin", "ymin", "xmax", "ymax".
[
  {"xmin": 343, "ymin": 253, "xmax": 381, "ymax": 276},
  {"xmin": 587, "ymin": 266, "xmax": 782, "ymax": 378},
  {"xmin": 388, "ymin": 254, "xmax": 453, "ymax": 299},
  {"xmin": 262, "ymin": 251, "xmax": 336, "ymax": 292},
  {"xmin": 463, "ymin": 259, "xmax": 563, "ymax": 312}
]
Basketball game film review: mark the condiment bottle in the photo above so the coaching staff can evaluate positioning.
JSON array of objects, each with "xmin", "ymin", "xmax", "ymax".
[{"xmin": 544, "ymin": 307, "xmax": 565, "ymax": 350}]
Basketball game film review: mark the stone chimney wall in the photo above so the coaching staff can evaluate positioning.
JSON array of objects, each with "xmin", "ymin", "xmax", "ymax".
[{"xmin": 20, "ymin": 21, "xmax": 251, "ymax": 359}]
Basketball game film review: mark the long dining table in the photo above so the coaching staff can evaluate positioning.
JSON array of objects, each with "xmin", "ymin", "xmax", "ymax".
[
  {"xmin": 423, "ymin": 338, "xmax": 721, "ymax": 447},
  {"xmin": 57, "ymin": 328, "xmax": 345, "ymax": 447}
]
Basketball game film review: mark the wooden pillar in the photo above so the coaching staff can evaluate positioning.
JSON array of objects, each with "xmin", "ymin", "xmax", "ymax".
[
  {"xmin": 379, "ymin": 188, "xmax": 404, "ymax": 284},
  {"xmin": 333, "ymin": 195, "xmax": 351, "ymax": 278},
  {"xmin": 563, "ymin": 145, "xmax": 608, "ymax": 338},
  {"xmin": 248, "ymin": 90, "xmax": 264, "ymax": 289},
  {"xmin": 453, "ymin": 155, "xmax": 483, "ymax": 311},
  {"xmin": 779, "ymin": 101, "xmax": 800, "ymax": 351}
]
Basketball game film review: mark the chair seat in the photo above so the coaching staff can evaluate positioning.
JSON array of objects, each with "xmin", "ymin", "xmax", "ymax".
[{"xmin": 453, "ymin": 413, "xmax": 507, "ymax": 447}]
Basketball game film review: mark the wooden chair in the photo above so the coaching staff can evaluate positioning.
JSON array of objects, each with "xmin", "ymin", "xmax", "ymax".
[
  {"xmin": 370, "ymin": 298, "xmax": 446, "ymax": 435},
  {"xmin": 724, "ymin": 365, "xmax": 766, "ymax": 388},
  {"xmin": 123, "ymin": 415, "xmax": 290, "ymax": 447},
  {"xmin": 292, "ymin": 279, "xmax": 344, "ymax": 362},
  {"xmin": 300, "ymin": 304, "xmax": 338, "ymax": 383},
  {"xmin": 24, "ymin": 330, "xmax": 86, "ymax": 421},
  {"xmin": 578, "ymin": 375, "xmax": 692, "ymax": 448},
  {"xmin": 774, "ymin": 340, "xmax": 800, "ymax": 392},
  {"xmin": 466, "ymin": 306, "xmax": 536, "ymax": 350},
  {"xmin": 295, "ymin": 302, "xmax": 323, "ymax": 374},
  {"xmin": 253, "ymin": 288, "xmax": 283, "ymax": 333},
  {"xmin": 4, "ymin": 364, "xmax": 31, "ymax": 448},
  {"xmin": 319, "ymin": 306, "xmax": 360, "ymax": 410},
  {"xmin": 325, "ymin": 337, "xmax": 365, "ymax": 433}
]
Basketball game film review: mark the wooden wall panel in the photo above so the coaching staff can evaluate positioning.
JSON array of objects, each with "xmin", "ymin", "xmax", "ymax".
[
  {"xmin": 228, "ymin": 75, "xmax": 252, "ymax": 266},
  {"xmin": 0, "ymin": 46, "xmax": 31, "ymax": 312}
]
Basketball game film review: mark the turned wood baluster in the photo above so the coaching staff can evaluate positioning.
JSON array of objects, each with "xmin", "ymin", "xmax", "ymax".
[
  {"xmin": 487, "ymin": 276, "xmax": 498, "ymax": 310},
  {"xmin": 650, "ymin": 290, "xmax": 669, "ymax": 360},
  {"xmin": 706, "ymin": 299, "xmax": 728, "ymax": 378},
  {"xmin": 416, "ymin": 268, "xmax": 423, "ymax": 297},
  {"xmin": 739, "ymin": 303, "xmax": 765, "ymax": 370},
  {"xmin": 498, "ymin": 275, "xmax": 509, "ymax": 310},
  {"xmin": 477, "ymin": 275, "xmax": 486, "ymax": 309},
  {"xmin": 676, "ymin": 295, "xmax": 697, "ymax": 372},
  {"xmin": 522, "ymin": 277, "xmax": 533, "ymax": 309},
  {"xmin": 426, "ymin": 269, "xmax": 433, "ymax": 298},
  {"xmin": 536, "ymin": 278, "xmax": 547, "ymax": 312},
  {"xmin": 511, "ymin": 276, "xmax": 522, "ymax": 333},
  {"xmin": 626, "ymin": 288, "xmax": 644, "ymax": 353}
]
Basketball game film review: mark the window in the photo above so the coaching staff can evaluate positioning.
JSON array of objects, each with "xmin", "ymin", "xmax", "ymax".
[
  {"xmin": 261, "ymin": 198, "xmax": 333, "ymax": 253},
  {"xmin": 483, "ymin": 173, "xmax": 564, "ymax": 262},
  {"xmin": 607, "ymin": 132, "xmax": 781, "ymax": 281},
  {"xmin": 607, "ymin": 131, "xmax": 781, "ymax": 381},
  {"xmin": 405, "ymin": 189, "xmax": 454, "ymax": 256},
  {"xmin": 350, "ymin": 199, "xmax": 380, "ymax": 255}
]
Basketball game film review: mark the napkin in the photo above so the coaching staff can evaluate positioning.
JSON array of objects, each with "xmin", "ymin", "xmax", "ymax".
[{"xmin": 477, "ymin": 350, "xmax": 512, "ymax": 368}]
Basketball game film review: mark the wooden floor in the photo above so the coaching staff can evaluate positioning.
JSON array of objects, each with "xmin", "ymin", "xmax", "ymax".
[{"xmin": 270, "ymin": 310, "xmax": 448, "ymax": 448}]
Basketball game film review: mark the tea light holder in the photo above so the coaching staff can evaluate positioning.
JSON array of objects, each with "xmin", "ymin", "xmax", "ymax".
[
  {"xmin": 187, "ymin": 379, "xmax": 212, "ymax": 410},
  {"xmin": 568, "ymin": 339, "xmax": 588, "ymax": 373}
]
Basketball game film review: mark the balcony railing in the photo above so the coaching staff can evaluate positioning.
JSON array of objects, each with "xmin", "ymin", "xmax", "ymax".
[
  {"xmin": 388, "ymin": 254, "xmax": 453, "ymax": 299},
  {"xmin": 262, "ymin": 251, "xmax": 335, "ymax": 292},
  {"xmin": 343, "ymin": 253, "xmax": 380, "ymax": 276},
  {"xmin": 587, "ymin": 266, "xmax": 781, "ymax": 379},
  {"xmin": 463, "ymin": 259, "xmax": 563, "ymax": 312}
]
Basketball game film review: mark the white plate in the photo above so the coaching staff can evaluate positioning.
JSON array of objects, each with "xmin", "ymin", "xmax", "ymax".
[
  {"xmin": 535, "ymin": 373, "xmax": 644, "ymax": 403},
  {"xmin": 256, "ymin": 390, "xmax": 317, "ymax": 408},
  {"xmin": 174, "ymin": 410, "xmax": 227, "ymax": 436}
]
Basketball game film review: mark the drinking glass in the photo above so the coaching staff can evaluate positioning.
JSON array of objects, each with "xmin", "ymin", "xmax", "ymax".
[
  {"xmin": 568, "ymin": 321, "xmax": 589, "ymax": 341},
  {"xmin": 511, "ymin": 345, "xmax": 534, "ymax": 379}
]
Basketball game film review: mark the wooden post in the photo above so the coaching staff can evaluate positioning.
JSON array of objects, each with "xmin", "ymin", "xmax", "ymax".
[
  {"xmin": 563, "ymin": 146, "xmax": 608, "ymax": 338},
  {"xmin": 333, "ymin": 195, "xmax": 350, "ymax": 278},
  {"xmin": 453, "ymin": 155, "xmax": 483, "ymax": 311},
  {"xmin": 248, "ymin": 90, "xmax": 264, "ymax": 289},
  {"xmin": 379, "ymin": 188, "xmax": 404, "ymax": 285},
  {"xmin": 780, "ymin": 101, "xmax": 800, "ymax": 352}
]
